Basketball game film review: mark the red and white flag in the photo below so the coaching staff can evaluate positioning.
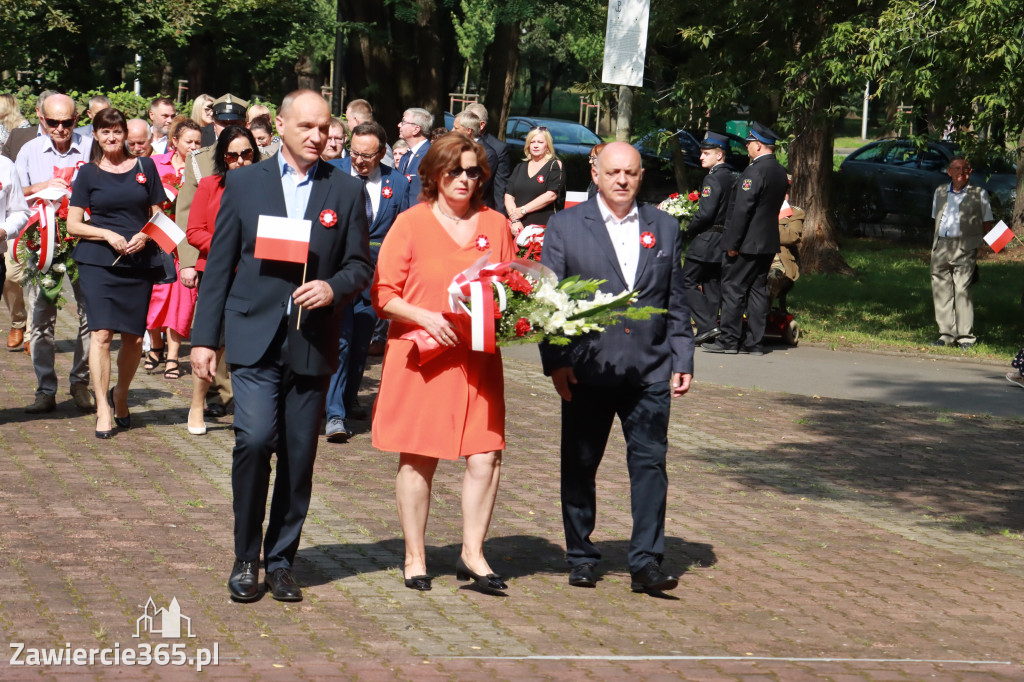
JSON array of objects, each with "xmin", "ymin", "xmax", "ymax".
[
  {"xmin": 983, "ymin": 220, "xmax": 1015, "ymax": 253},
  {"xmin": 141, "ymin": 211, "xmax": 186, "ymax": 254},
  {"xmin": 255, "ymin": 215, "xmax": 311, "ymax": 264},
  {"xmin": 564, "ymin": 191, "xmax": 589, "ymax": 209},
  {"xmin": 779, "ymin": 199, "xmax": 794, "ymax": 219}
]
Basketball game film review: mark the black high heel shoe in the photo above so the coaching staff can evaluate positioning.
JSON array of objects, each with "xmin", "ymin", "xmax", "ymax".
[
  {"xmin": 455, "ymin": 557, "xmax": 507, "ymax": 595},
  {"xmin": 107, "ymin": 388, "xmax": 131, "ymax": 429},
  {"xmin": 403, "ymin": 574, "xmax": 432, "ymax": 591}
]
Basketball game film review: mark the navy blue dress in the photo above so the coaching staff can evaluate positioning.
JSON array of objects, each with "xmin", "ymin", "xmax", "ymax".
[{"xmin": 70, "ymin": 157, "xmax": 167, "ymax": 335}]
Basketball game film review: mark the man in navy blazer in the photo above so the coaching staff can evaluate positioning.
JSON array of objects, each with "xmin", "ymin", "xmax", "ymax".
[
  {"xmin": 323, "ymin": 121, "xmax": 410, "ymax": 440},
  {"xmin": 540, "ymin": 142, "xmax": 694, "ymax": 595},
  {"xmin": 396, "ymin": 107, "xmax": 432, "ymax": 202},
  {"xmin": 191, "ymin": 90, "xmax": 373, "ymax": 603}
]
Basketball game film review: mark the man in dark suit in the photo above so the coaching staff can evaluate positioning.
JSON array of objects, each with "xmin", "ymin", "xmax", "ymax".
[
  {"xmin": 190, "ymin": 90, "xmax": 373, "ymax": 603},
  {"xmin": 453, "ymin": 110, "xmax": 499, "ymax": 210},
  {"xmin": 467, "ymin": 102, "xmax": 511, "ymax": 214},
  {"xmin": 703, "ymin": 122, "xmax": 788, "ymax": 356},
  {"xmin": 322, "ymin": 121, "xmax": 410, "ymax": 441},
  {"xmin": 540, "ymin": 142, "xmax": 694, "ymax": 595},
  {"xmin": 681, "ymin": 132, "xmax": 737, "ymax": 345},
  {"xmin": 396, "ymin": 107, "xmax": 432, "ymax": 202}
]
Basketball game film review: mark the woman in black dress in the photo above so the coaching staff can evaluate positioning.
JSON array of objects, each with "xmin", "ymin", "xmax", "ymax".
[
  {"xmin": 504, "ymin": 126, "xmax": 565, "ymax": 236},
  {"xmin": 67, "ymin": 108, "xmax": 167, "ymax": 438}
]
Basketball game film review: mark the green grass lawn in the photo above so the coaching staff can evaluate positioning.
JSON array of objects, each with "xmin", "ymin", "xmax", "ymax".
[{"xmin": 788, "ymin": 239, "xmax": 1024, "ymax": 360}]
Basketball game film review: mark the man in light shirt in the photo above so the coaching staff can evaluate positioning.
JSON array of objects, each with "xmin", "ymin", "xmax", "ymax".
[
  {"xmin": 14, "ymin": 93, "xmax": 93, "ymax": 414},
  {"xmin": 930, "ymin": 156, "xmax": 992, "ymax": 349}
]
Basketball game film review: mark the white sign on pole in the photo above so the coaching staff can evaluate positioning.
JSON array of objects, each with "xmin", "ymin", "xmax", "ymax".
[{"xmin": 601, "ymin": 0, "xmax": 650, "ymax": 88}]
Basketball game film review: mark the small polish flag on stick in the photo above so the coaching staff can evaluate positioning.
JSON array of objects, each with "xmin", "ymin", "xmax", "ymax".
[
  {"xmin": 141, "ymin": 211, "xmax": 186, "ymax": 254},
  {"xmin": 255, "ymin": 215, "xmax": 311, "ymax": 264},
  {"xmin": 564, "ymin": 191, "xmax": 589, "ymax": 209},
  {"xmin": 779, "ymin": 199, "xmax": 794, "ymax": 219},
  {"xmin": 983, "ymin": 220, "xmax": 1017, "ymax": 253}
]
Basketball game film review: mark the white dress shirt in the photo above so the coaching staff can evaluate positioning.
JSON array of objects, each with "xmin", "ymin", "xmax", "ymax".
[
  {"xmin": 15, "ymin": 132, "xmax": 92, "ymax": 187},
  {"xmin": 596, "ymin": 194, "xmax": 640, "ymax": 289},
  {"xmin": 932, "ymin": 183, "xmax": 993, "ymax": 238},
  {"xmin": 0, "ymin": 156, "xmax": 31, "ymax": 253},
  {"xmin": 351, "ymin": 165, "xmax": 381, "ymax": 223}
]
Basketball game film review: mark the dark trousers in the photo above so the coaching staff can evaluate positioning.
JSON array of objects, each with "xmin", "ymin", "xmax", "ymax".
[
  {"xmin": 719, "ymin": 253, "xmax": 774, "ymax": 350},
  {"xmin": 324, "ymin": 297, "xmax": 376, "ymax": 420},
  {"xmin": 230, "ymin": 322, "xmax": 329, "ymax": 572},
  {"xmin": 681, "ymin": 257, "xmax": 721, "ymax": 335},
  {"xmin": 561, "ymin": 381, "xmax": 671, "ymax": 572}
]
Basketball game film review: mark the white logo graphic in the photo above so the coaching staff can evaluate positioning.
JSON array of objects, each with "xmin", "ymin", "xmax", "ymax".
[{"xmin": 134, "ymin": 598, "xmax": 195, "ymax": 639}]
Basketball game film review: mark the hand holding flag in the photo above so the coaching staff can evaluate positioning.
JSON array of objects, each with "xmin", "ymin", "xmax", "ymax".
[{"xmin": 141, "ymin": 211, "xmax": 186, "ymax": 255}]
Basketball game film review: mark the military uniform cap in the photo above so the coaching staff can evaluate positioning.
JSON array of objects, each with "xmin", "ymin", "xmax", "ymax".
[
  {"xmin": 700, "ymin": 131, "xmax": 730, "ymax": 150},
  {"xmin": 212, "ymin": 94, "xmax": 249, "ymax": 122},
  {"xmin": 745, "ymin": 122, "xmax": 780, "ymax": 145}
]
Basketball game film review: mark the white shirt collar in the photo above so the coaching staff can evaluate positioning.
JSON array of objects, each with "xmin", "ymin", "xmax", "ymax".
[{"xmin": 596, "ymin": 194, "xmax": 639, "ymax": 225}]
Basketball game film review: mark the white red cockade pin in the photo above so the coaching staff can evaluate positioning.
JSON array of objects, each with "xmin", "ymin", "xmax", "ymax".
[
  {"xmin": 406, "ymin": 174, "xmax": 412, "ymax": 182},
  {"xmin": 76, "ymin": 160, "xmax": 86, "ymax": 169},
  {"xmin": 382, "ymin": 186, "xmax": 393, "ymax": 199},
  {"xmin": 474, "ymin": 234, "xmax": 490, "ymax": 251},
  {"xmin": 136, "ymin": 173, "xmax": 147, "ymax": 184},
  {"xmin": 320, "ymin": 209, "xmax": 337, "ymax": 228},
  {"xmin": 640, "ymin": 231, "xmax": 656, "ymax": 249},
  {"xmin": 536, "ymin": 175, "xmax": 545, "ymax": 184}
]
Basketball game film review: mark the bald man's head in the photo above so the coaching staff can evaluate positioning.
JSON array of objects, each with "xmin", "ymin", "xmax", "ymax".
[{"xmin": 592, "ymin": 142, "xmax": 644, "ymax": 216}]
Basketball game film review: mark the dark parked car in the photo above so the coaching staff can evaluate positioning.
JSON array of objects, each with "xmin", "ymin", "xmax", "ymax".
[
  {"xmin": 836, "ymin": 139, "xmax": 1016, "ymax": 226},
  {"xmin": 633, "ymin": 129, "xmax": 750, "ymax": 203},
  {"xmin": 503, "ymin": 116, "xmax": 603, "ymax": 193}
]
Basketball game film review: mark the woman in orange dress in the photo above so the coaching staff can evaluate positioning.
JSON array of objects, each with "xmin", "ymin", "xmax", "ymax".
[{"xmin": 372, "ymin": 133, "xmax": 514, "ymax": 594}]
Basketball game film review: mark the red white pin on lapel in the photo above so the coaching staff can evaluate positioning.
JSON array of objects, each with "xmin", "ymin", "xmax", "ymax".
[
  {"xmin": 382, "ymin": 186, "xmax": 393, "ymax": 199},
  {"xmin": 136, "ymin": 173, "xmax": 147, "ymax": 185},
  {"xmin": 474, "ymin": 234, "xmax": 490, "ymax": 251},
  {"xmin": 320, "ymin": 209, "xmax": 337, "ymax": 228},
  {"xmin": 536, "ymin": 174, "xmax": 545, "ymax": 184},
  {"xmin": 640, "ymin": 231, "xmax": 656, "ymax": 249}
]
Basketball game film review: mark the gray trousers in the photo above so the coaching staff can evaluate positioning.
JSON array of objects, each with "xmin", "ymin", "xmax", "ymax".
[
  {"xmin": 930, "ymin": 237, "xmax": 976, "ymax": 345},
  {"xmin": 26, "ymin": 279, "xmax": 90, "ymax": 397}
]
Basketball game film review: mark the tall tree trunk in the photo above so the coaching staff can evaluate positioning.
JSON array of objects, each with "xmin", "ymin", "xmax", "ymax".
[
  {"xmin": 1013, "ymin": 128, "xmax": 1024, "ymax": 234},
  {"xmin": 413, "ymin": 0, "xmax": 445, "ymax": 125},
  {"xmin": 484, "ymin": 22, "xmax": 519, "ymax": 141},
  {"xmin": 789, "ymin": 115, "xmax": 853, "ymax": 275},
  {"xmin": 526, "ymin": 62, "xmax": 564, "ymax": 116}
]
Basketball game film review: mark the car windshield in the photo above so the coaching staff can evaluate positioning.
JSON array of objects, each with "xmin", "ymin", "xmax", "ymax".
[{"xmin": 511, "ymin": 120, "xmax": 601, "ymax": 146}]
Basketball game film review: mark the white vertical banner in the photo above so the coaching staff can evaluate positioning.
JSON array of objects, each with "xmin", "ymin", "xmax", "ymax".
[{"xmin": 601, "ymin": 0, "xmax": 651, "ymax": 87}]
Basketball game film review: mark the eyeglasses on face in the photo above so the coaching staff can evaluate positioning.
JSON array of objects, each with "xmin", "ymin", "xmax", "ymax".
[
  {"xmin": 203, "ymin": 105, "xmax": 214, "ymax": 112},
  {"xmin": 446, "ymin": 165, "xmax": 483, "ymax": 180},
  {"xmin": 350, "ymin": 149, "xmax": 381, "ymax": 161},
  {"xmin": 45, "ymin": 118, "xmax": 76, "ymax": 129},
  {"xmin": 224, "ymin": 148, "xmax": 254, "ymax": 162}
]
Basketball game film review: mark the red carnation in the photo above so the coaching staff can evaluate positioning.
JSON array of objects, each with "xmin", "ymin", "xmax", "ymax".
[
  {"xmin": 27, "ymin": 240, "xmax": 39, "ymax": 252},
  {"xmin": 502, "ymin": 270, "xmax": 533, "ymax": 295},
  {"xmin": 515, "ymin": 317, "xmax": 531, "ymax": 337},
  {"xmin": 57, "ymin": 205, "xmax": 69, "ymax": 220},
  {"xmin": 669, "ymin": 192, "xmax": 680, "ymax": 199},
  {"xmin": 688, "ymin": 191, "xmax": 699, "ymax": 202}
]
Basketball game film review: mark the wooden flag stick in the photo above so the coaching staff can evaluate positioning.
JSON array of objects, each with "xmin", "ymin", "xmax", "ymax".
[{"xmin": 296, "ymin": 261, "xmax": 308, "ymax": 330}]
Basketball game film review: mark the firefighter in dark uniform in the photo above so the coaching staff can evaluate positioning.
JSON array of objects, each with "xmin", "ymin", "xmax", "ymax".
[
  {"xmin": 703, "ymin": 122, "xmax": 788, "ymax": 356},
  {"xmin": 681, "ymin": 132, "xmax": 736, "ymax": 345}
]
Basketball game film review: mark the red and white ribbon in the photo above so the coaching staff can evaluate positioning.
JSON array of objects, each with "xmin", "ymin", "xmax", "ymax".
[{"xmin": 18, "ymin": 186, "xmax": 71, "ymax": 274}]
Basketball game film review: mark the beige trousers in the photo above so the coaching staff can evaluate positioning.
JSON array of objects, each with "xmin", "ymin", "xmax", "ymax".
[
  {"xmin": 930, "ymin": 236, "xmax": 977, "ymax": 345},
  {"xmin": 4, "ymin": 251, "xmax": 27, "ymax": 329}
]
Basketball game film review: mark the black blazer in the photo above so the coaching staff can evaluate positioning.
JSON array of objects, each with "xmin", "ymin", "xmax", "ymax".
[
  {"xmin": 722, "ymin": 153, "xmax": 788, "ymax": 255},
  {"xmin": 539, "ymin": 197, "xmax": 694, "ymax": 386},
  {"xmin": 684, "ymin": 163, "xmax": 736, "ymax": 262},
  {"xmin": 191, "ymin": 155, "xmax": 373, "ymax": 376},
  {"xmin": 479, "ymin": 132, "xmax": 511, "ymax": 213}
]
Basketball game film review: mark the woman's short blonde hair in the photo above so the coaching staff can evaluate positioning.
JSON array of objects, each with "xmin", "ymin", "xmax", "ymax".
[
  {"xmin": 0, "ymin": 94, "xmax": 27, "ymax": 131},
  {"xmin": 190, "ymin": 94, "xmax": 213, "ymax": 125},
  {"xmin": 523, "ymin": 127, "xmax": 557, "ymax": 162}
]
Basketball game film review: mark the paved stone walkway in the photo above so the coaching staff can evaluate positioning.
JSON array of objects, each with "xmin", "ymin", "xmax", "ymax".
[{"xmin": 1, "ymin": 303, "xmax": 1022, "ymax": 680}]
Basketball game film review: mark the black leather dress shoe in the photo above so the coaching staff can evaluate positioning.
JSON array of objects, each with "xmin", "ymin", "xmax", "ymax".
[
  {"xmin": 228, "ymin": 560, "xmax": 260, "ymax": 602},
  {"xmin": 630, "ymin": 561, "xmax": 678, "ymax": 593},
  {"xmin": 265, "ymin": 567, "xmax": 303, "ymax": 602},
  {"xmin": 568, "ymin": 563, "xmax": 597, "ymax": 588},
  {"xmin": 204, "ymin": 403, "xmax": 226, "ymax": 418},
  {"xmin": 455, "ymin": 557, "xmax": 507, "ymax": 595},
  {"xmin": 693, "ymin": 328, "xmax": 722, "ymax": 345},
  {"xmin": 739, "ymin": 345, "xmax": 765, "ymax": 356},
  {"xmin": 404, "ymin": 574, "xmax": 432, "ymax": 591},
  {"xmin": 701, "ymin": 342, "xmax": 737, "ymax": 354}
]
